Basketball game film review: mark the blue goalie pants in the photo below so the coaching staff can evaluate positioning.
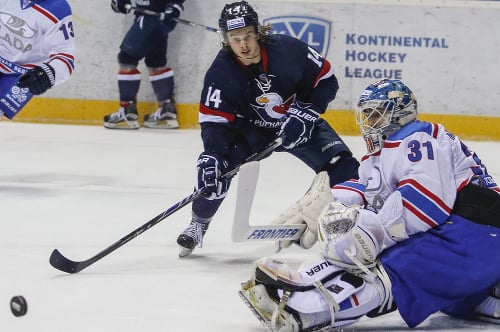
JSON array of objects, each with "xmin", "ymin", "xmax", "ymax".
[{"xmin": 380, "ymin": 214, "xmax": 500, "ymax": 328}]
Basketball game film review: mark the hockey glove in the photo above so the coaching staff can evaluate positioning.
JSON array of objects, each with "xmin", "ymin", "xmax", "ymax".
[
  {"xmin": 318, "ymin": 202, "xmax": 386, "ymax": 268},
  {"xmin": 17, "ymin": 64, "xmax": 55, "ymax": 95},
  {"xmin": 197, "ymin": 153, "xmax": 230, "ymax": 200},
  {"xmin": 162, "ymin": 3, "xmax": 184, "ymax": 34},
  {"xmin": 111, "ymin": 0, "xmax": 131, "ymax": 14},
  {"xmin": 278, "ymin": 101, "xmax": 320, "ymax": 149},
  {"xmin": 163, "ymin": 3, "xmax": 183, "ymax": 21}
]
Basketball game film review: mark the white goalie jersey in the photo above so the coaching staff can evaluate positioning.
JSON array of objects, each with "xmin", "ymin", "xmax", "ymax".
[
  {"xmin": 0, "ymin": 0, "xmax": 75, "ymax": 85},
  {"xmin": 332, "ymin": 120, "xmax": 499, "ymax": 245}
]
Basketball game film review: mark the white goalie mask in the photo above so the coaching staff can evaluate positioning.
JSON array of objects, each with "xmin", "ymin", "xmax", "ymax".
[{"xmin": 355, "ymin": 79, "xmax": 417, "ymax": 154}]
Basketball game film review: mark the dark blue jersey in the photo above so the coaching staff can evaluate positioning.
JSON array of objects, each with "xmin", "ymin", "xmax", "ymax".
[
  {"xmin": 134, "ymin": 0, "xmax": 184, "ymax": 13},
  {"xmin": 199, "ymin": 34, "xmax": 339, "ymax": 153}
]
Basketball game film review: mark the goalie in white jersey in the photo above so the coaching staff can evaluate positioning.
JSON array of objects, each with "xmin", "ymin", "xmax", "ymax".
[
  {"xmin": 0, "ymin": 0, "xmax": 75, "ymax": 119},
  {"xmin": 239, "ymin": 79, "xmax": 500, "ymax": 331}
]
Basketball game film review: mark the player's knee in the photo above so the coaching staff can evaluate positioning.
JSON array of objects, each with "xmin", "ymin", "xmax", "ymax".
[
  {"xmin": 145, "ymin": 57, "xmax": 167, "ymax": 69},
  {"xmin": 117, "ymin": 51, "xmax": 140, "ymax": 67}
]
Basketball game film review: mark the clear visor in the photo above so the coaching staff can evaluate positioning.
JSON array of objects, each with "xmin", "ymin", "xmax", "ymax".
[{"xmin": 355, "ymin": 100, "xmax": 392, "ymax": 135}]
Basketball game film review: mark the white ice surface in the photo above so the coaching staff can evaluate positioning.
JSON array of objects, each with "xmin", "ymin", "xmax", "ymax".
[{"xmin": 1, "ymin": 122, "xmax": 499, "ymax": 331}]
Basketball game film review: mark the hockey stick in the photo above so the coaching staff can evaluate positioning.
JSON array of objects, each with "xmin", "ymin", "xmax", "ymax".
[
  {"xmin": 124, "ymin": 5, "xmax": 219, "ymax": 33},
  {"xmin": 231, "ymin": 161, "xmax": 306, "ymax": 242},
  {"xmin": 49, "ymin": 138, "xmax": 282, "ymax": 274},
  {"xmin": 0, "ymin": 55, "xmax": 30, "ymax": 75}
]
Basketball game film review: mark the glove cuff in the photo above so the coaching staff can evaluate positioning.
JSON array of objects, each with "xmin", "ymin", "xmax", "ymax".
[{"xmin": 40, "ymin": 63, "xmax": 55, "ymax": 87}]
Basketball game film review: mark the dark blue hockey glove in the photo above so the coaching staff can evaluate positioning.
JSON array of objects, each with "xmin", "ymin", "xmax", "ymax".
[
  {"xmin": 278, "ymin": 101, "xmax": 320, "ymax": 149},
  {"xmin": 163, "ymin": 3, "xmax": 183, "ymax": 22},
  {"xmin": 161, "ymin": 3, "xmax": 183, "ymax": 34},
  {"xmin": 111, "ymin": 0, "xmax": 131, "ymax": 14},
  {"xmin": 197, "ymin": 153, "xmax": 230, "ymax": 200},
  {"xmin": 17, "ymin": 63, "xmax": 55, "ymax": 96}
]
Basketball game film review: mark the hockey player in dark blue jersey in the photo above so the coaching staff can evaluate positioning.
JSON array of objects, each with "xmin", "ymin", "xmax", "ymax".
[
  {"xmin": 176, "ymin": 1, "xmax": 360, "ymax": 257},
  {"xmin": 104, "ymin": 0, "xmax": 185, "ymax": 129}
]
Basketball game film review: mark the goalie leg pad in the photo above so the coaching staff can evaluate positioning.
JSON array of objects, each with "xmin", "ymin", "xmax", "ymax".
[{"xmin": 242, "ymin": 258, "xmax": 385, "ymax": 331}]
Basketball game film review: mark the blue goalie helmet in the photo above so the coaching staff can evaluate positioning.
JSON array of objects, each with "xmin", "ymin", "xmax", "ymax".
[
  {"xmin": 218, "ymin": 1, "xmax": 259, "ymax": 45},
  {"xmin": 356, "ymin": 79, "xmax": 418, "ymax": 154}
]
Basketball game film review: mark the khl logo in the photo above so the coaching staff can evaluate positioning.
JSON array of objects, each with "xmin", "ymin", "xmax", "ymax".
[{"xmin": 263, "ymin": 16, "xmax": 332, "ymax": 56}]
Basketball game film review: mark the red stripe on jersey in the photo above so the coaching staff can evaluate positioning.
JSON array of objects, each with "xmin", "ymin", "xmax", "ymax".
[
  {"xmin": 361, "ymin": 151, "xmax": 381, "ymax": 161},
  {"xmin": 332, "ymin": 185, "xmax": 367, "ymax": 205},
  {"xmin": 261, "ymin": 47, "xmax": 268, "ymax": 71},
  {"xmin": 33, "ymin": 4, "xmax": 59, "ymax": 23},
  {"xmin": 402, "ymin": 200, "xmax": 438, "ymax": 228},
  {"xmin": 0, "ymin": 63, "xmax": 12, "ymax": 73},
  {"xmin": 457, "ymin": 178, "xmax": 470, "ymax": 191},
  {"xmin": 383, "ymin": 141, "xmax": 400, "ymax": 148},
  {"xmin": 50, "ymin": 54, "xmax": 75, "ymax": 74},
  {"xmin": 50, "ymin": 52, "xmax": 74, "ymax": 62},
  {"xmin": 313, "ymin": 59, "xmax": 333, "ymax": 87},
  {"xmin": 432, "ymin": 123, "xmax": 439, "ymax": 138},
  {"xmin": 398, "ymin": 178, "xmax": 452, "ymax": 213},
  {"xmin": 199, "ymin": 103, "xmax": 235, "ymax": 122}
]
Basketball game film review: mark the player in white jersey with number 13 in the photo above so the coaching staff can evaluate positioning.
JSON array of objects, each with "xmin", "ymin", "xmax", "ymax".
[{"xmin": 0, "ymin": 0, "xmax": 75, "ymax": 119}]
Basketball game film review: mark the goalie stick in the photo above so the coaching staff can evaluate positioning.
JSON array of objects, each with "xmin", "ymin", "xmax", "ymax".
[
  {"xmin": 124, "ymin": 5, "xmax": 219, "ymax": 33},
  {"xmin": 231, "ymin": 161, "xmax": 306, "ymax": 242},
  {"xmin": 49, "ymin": 138, "xmax": 282, "ymax": 274}
]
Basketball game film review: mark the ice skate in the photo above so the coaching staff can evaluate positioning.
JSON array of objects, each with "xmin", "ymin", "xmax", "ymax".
[
  {"xmin": 103, "ymin": 103, "xmax": 139, "ymax": 129},
  {"xmin": 176, "ymin": 220, "xmax": 209, "ymax": 257},
  {"xmin": 143, "ymin": 99, "xmax": 179, "ymax": 129}
]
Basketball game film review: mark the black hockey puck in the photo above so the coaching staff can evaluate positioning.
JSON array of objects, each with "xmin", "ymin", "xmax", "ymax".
[{"xmin": 10, "ymin": 296, "xmax": 28, "ymax": 317}]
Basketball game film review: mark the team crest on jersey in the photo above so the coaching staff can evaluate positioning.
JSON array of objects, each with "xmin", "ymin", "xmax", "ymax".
[
  {"xmin": 0, "ymin": 12, "xmax": 36, "ymax": 38},
  {"xmin": 263, "ymin": 16, "xmax": 332, "ymax": 56},
  {"xmin": 250, "ymin": 93, "xmax": 295, "ymax": 128}
]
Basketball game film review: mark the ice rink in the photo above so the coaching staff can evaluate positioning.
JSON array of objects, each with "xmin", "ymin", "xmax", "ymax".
[{"xmin": 1, "ymin": 122, "xmax": 499, "ymax": 331}]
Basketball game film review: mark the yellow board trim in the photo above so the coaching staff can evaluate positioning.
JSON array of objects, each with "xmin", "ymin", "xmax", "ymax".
[{"xmin": 11, "ymin": 98, "xmax": 500, "ymax": 140}]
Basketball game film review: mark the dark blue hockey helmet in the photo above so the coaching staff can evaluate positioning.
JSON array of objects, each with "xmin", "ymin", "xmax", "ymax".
[{"xmin": 219, "ymin": 1, "xmax": 259, "ymax": 44}]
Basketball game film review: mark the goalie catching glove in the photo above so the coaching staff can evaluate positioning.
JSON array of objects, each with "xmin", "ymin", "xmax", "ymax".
[
  {"xmin": 272, "ymin": 171, "xmax": 333, "ymax": 250},
  {"xmin": 278, "ymin": 101, "xmax": 320, "ymax": 149},
  {"xmin": 196, "ymin": 152, "xmax": 230, "ymax": 200},
  {"xmin": 318, "ymin": 201, "xmax": 386, "ymax": 269}
]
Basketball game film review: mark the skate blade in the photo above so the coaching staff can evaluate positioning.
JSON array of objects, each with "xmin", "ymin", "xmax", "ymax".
[
  {"xmin": 476, "ymin": 314, "xmax": 500, "ymax": 324},
  {"xmin": 178, "ymin": 246, "xmax": 194, "ymax": 258},
  {"xmin": 104, "ymin": 121, "xmax": 139, "ymax": 130},
  {"xmin": 238, "ymin": 290, "xmax": 275, "ymax": 332},
  {"xmin": 143, "ymin": 120, "xmax": 179, "ymax": 129}
]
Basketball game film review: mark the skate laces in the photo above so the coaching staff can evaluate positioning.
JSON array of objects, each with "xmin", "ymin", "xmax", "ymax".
[
  {"xmin": 109, "ymin": 106, "xmax": 136, "ymax": 122},
  {"xmin": 109, "ymin": 108, "xmax": 127, "ymax": 121},
  {"xmin": 183, "ymin": 221, "xmax": 205, "ymax": 247}
]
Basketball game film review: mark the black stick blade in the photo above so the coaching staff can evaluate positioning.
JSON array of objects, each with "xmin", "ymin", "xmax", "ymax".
[{"xmin": 49, "ymin": 249, "xmax": 85, "ymax": 274}]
